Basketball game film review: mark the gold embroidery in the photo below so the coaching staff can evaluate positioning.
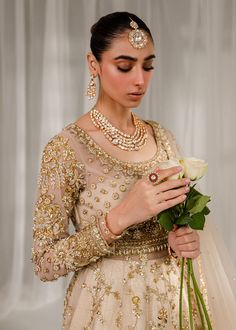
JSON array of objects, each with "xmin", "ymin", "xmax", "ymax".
[
  {"xmin": 131, "ymin": 295, "xmax": 142, "ymax": 318},
  {"xmin": 65, "ymin": 121, "xmax": 175, "ymax": 178},
  {"xmin": 62, "ymin": 272, "xmax": 79, "ymax": 329},
  {"xmin": 111, "ymin": 216, "xmax": 168, "ymax": 257},
  {"xmin": 98, "ymin": 176, "xmax": 105, "ymax": 182},
  {"xmin": 104, "ymin": 201, "xmax": 111, "ymax": 209},
  {"xmin": 112, "ymin": 192, "xmax": 120, "ymax": 200},
  {"xmin": 96, "ymin": 209, "xmax": 103, "ymax": 216},
  {"xmin": 86, "ymin": 190, "xmax": 92, "ymax": 197},
  {"xmin": 100, "ymin": 188, "xmax": 108, "ymax": 194},
  {"xmin": 109, "ymin": 180, "xmax": 117, "ymax": 188},
  {"xmin": 90, "ymin": 215, "xmax": 96, "ymax": 221},
  {"xmin": 38, "ymin": 135, "xmax": 85, "ymax": 192},
  {"xmin": 91, "ymin": 183, "xmax": 97, "ymax": 189},
  {"xmin": 32, "ymin": 134, "xmax": 113, "ymax": 282},
  {"xmin": 119, "ymin": 184, "xmax": 127, "ymax": 192}
]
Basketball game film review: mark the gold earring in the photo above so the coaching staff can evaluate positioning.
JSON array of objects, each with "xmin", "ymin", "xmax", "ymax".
[{"xmin": 86, "ymin": 74, "xmax": 96, "ymax": 99}]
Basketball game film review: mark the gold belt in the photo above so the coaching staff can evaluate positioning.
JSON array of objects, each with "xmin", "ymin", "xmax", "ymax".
[{"xmin": 106, "ymin": 249, "xmax": 169, "ymax": 261}]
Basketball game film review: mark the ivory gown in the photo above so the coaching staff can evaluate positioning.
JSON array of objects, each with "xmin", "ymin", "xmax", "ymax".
[{"xmin": 32, "ymin": 120, "xmax": 236, "ymax": 329}]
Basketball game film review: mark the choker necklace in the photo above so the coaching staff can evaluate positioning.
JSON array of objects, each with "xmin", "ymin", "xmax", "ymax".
[{"xmin": 90, "ymin": 108, "xmax": 148, "ymax": 151}]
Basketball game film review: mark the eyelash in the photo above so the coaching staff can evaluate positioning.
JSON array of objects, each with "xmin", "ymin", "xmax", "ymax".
[{"xmin": 117, "ymin": 66, "xmax": 154, "ymax": 73}]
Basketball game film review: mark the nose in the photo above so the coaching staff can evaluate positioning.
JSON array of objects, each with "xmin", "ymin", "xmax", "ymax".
[{"xmin": 133, "ymin": 67, "xmax": 145, "ymax": 87}]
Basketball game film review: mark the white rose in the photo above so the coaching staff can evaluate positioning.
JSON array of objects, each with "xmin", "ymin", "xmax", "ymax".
[
  {"xmin": 158, "ymin": 159, "xmax": 184, "ymax": 180},
  {"xmin": 179, "ymin": 157, "xmax": 208, "ymax": 181}
]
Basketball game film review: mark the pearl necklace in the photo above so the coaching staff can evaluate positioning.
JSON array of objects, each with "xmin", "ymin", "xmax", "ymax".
[{"xmin": 90, "ymin": 108, "xmax": 148, "ymax": 151}]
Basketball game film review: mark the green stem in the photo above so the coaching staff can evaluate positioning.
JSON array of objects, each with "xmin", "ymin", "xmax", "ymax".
[
  {"xmin": 187, "ymin": 259, "xmax": 194, "ymax": 330},
  {"xmin": 189, "ymin": 259, "xmax": 205, "ymax": 329},
  {"xmin": 179, "ymin": 257, "xmax": 185, "ymax": 330},
  {"xmin": 189, "ymin": 260, "xmax": 212, "ymax": 330},
  {"xmin": 195, "ymin": 287, "xmax": 205, "ymax": 329}
]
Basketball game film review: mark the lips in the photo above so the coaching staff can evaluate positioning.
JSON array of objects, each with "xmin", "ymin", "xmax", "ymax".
[{"xmin": 128, "ymin": 92, "xmax": 144, "ymax": 96}]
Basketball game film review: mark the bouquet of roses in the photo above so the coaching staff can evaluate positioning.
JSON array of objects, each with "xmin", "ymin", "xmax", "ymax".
[{"xmin": 158, "ymin": 157, "xmax": 212, "ymax": 330}]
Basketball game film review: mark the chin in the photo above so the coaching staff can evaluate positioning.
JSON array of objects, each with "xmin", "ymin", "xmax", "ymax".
[
  {"xmin": 128, "ymin": 100, "xmax": 142, "ymax": 107},
  {"xmin": 114, "ymin": 97, "xmax": 142, "ymax": 109}
]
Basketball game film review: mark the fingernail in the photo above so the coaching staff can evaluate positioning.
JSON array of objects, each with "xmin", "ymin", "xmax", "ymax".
[
  {"xmin": 177, "ymin": 166, "xmax": 183, "ymax": 171},
  {"xmin": 185, "ymin": 178, "xmax": 190, "ymax": 184},
  {"xmin": 185, "ymin": 186, "xmax": 190, "ymax": 192}
]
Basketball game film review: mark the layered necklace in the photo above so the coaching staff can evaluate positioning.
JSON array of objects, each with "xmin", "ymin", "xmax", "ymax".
[{"xmin": 90, "ymin": 107, "xmax": 148, "ymax": 151}]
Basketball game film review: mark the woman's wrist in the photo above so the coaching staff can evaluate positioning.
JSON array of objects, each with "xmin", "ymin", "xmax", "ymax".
[
  {"xmin": 100, "ymin": 213, "xmax": 122, "ymax": 240},
  {"xmin": 106, "ymin": 208, "xmax": 126, "ymax": 236},
  {"xmin": 97, "ymin": 209, "xmax": 126, "ymax": 244}
]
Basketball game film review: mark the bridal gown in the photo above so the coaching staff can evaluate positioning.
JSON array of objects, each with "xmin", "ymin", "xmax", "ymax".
[{"xmin": 32, "ymin": 120, "xmax": 236, "ymax": 329}]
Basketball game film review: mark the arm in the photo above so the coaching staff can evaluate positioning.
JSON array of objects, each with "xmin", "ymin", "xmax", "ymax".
[{"xmin": 32, "ymin": 134, "xmax": 112, "ymax": 282}]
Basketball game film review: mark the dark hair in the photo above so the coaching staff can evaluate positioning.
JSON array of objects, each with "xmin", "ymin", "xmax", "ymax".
[{"xmin": 90, "ymin": 12, "xmax": 153, "ymax": 62}]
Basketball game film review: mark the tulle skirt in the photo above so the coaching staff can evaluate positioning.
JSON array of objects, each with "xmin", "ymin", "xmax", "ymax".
[{"xmin": 62, "ymin": 220, "xmax": 236, "ymax": 329}]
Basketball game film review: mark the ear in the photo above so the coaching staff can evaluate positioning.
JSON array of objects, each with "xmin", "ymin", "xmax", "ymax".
[{"xmin": 87, "ymin": 52, "xmax": 100, "ymax": 77}]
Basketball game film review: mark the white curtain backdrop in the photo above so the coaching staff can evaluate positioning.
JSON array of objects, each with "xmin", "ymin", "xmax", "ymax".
[{"xmin": 0, "ymin": 0, "xmax": 236, "ymax": 329}]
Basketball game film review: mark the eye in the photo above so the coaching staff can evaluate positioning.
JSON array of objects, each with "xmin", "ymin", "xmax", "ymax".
[
  {"xmin": 143, "ymin": 66, "xmax": 154, "ymax": 72},
  {"xmin": 117, "ymin": 67, "xmax": 132, "ymax": 72}
]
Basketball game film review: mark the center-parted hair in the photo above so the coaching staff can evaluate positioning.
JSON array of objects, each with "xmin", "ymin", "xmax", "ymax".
[{"xmin": 90, "ymin": 12, "xmax": 153, "ymax": 62}]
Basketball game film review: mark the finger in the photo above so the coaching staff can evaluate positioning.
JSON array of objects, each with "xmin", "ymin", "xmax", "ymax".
[
  {"xmin": 154, "ymin": 166, "xmax": 183, "ymax": 182},
  {"xmin": 180, "ymin": 249, "xmax": 200, "ymax": 259},
  {"xmin": 157, "ymin": 186, "xmax": 189, "ymax": 203},
  {"xmin": 157, "ymin": 194, "xmax": 187, "ymax": 213},
  {"xmin": 157, "ymin": 177, "xmax": 190, "ymax": 193},
  {"xmin": 175, "ymin": 235, "xmax": 199, "ymax": 246},
  {"xmin": 175, "ymin": 235, "xmax": 199, "ymax": 249},
  {"xmin": 177, "ymin": 241, "xmax": 199, "ymax": 252},
  {"xmin": 175, "ymin": 226, "xmax": 194, "ymax": 237}
]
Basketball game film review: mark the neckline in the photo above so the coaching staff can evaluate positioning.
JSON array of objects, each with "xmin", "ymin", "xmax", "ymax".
[{"xmin": 67, "ymin": 120, "xmax": 161, "ymax": 167}]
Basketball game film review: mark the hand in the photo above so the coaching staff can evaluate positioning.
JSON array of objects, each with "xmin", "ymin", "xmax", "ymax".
[
  {"xmin": 168, "ymin": 226, "xmax": 200, "ymax": 259},
  {"xmin": 107, "ymin": 166, "xmax": 190, "ymax": 235}
]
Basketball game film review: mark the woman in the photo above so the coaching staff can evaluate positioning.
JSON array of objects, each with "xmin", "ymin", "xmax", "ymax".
[{"xmin": 32, "ymin": 12, "xmax": 202, "ymax": 329}]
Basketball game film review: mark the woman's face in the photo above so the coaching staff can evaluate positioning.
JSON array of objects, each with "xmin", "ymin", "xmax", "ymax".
[{"xmin": 96, "ymin": 32, "xmax": 155, "ymax": 108}]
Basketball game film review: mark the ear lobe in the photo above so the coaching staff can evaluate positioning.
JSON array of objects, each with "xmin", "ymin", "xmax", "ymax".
[{"xmin": 87, "ymin": 52, "xmax": 99, "ymax": 77}]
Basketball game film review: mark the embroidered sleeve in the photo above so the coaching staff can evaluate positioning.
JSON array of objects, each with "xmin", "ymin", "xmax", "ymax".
[{"xmin": 32, "ymin": 135, "xmax": 112, "ymax": 282}]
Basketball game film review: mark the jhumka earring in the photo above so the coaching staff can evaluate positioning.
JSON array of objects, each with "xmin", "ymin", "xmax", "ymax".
[{"xmin": 86, "ymin": 74, "xmax": 96, "ymax": 99}]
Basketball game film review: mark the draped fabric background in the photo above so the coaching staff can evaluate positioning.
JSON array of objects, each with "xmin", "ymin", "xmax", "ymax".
[{"xmin": 0, "ymin": 0, "xmax": 236, "ymax": 329}]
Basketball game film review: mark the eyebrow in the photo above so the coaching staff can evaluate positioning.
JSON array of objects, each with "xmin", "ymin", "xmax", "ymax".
[{"xmin": 113, "ymin": 54, "xmax": 156, "ymax": 62}]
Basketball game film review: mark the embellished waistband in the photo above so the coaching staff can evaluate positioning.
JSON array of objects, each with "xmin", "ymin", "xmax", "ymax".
[
  {"xmin": 111, "ymin": 237, "xmax": 168, "ymax": 257},
  {"xmin": 106, "ymin": 249, "xmax": 169, "ymax": 261}
]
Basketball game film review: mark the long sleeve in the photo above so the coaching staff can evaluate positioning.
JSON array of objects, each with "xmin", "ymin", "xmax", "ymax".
[{"xmin": 32, "ymin": 134, "xmax": 113, "ymax": 282}]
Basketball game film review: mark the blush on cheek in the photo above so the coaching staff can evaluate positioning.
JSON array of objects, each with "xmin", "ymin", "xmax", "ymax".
[{"xmin": 101, "ymin": 69, "xmax": 129, "ymax": 94}]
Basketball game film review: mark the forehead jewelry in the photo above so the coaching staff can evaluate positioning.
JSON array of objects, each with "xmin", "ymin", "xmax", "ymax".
[{"xmin": 128, "ymin": 18, "xmax": 148, "ymax": 49}]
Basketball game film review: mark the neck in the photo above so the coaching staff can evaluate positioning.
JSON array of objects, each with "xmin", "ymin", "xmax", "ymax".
[{"xmin": 95, "ymin": 95, "xmax": 134, "ymax": 132}]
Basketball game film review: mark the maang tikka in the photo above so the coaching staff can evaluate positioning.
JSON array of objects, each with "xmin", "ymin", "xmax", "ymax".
[
  {"xmin": 86, "ymin": 74, "xmax": 96, "ymax": 99},
  {"xmin": 128, "ymin": 18, "xmax": 148, "ymax": 49}
]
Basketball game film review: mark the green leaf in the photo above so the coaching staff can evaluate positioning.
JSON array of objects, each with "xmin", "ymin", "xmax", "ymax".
[
  {"xmin": 202, "ymin": 206, "xmax": 210, "ymax": 215},
  {"xmin": 175, "ymin": 214, "xmax": 192, "ymax": 226},
  {"xmin": 189, "ymin": 195, "xmax": 211, "ymax": 215},
  {"xmin": 188, "ymin": 185, "xmax": 201, "ymax": 199},
  {"xmin": 185, "ymin": 189, "xmax": 203, "ymax": 211},
  {"xmin": 158, "ymin": 212, "xmax": 174, "ymax": 231},
  {"xmin": 189, "ymin": 213, "xmax": 205, "ymax": 230}
]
